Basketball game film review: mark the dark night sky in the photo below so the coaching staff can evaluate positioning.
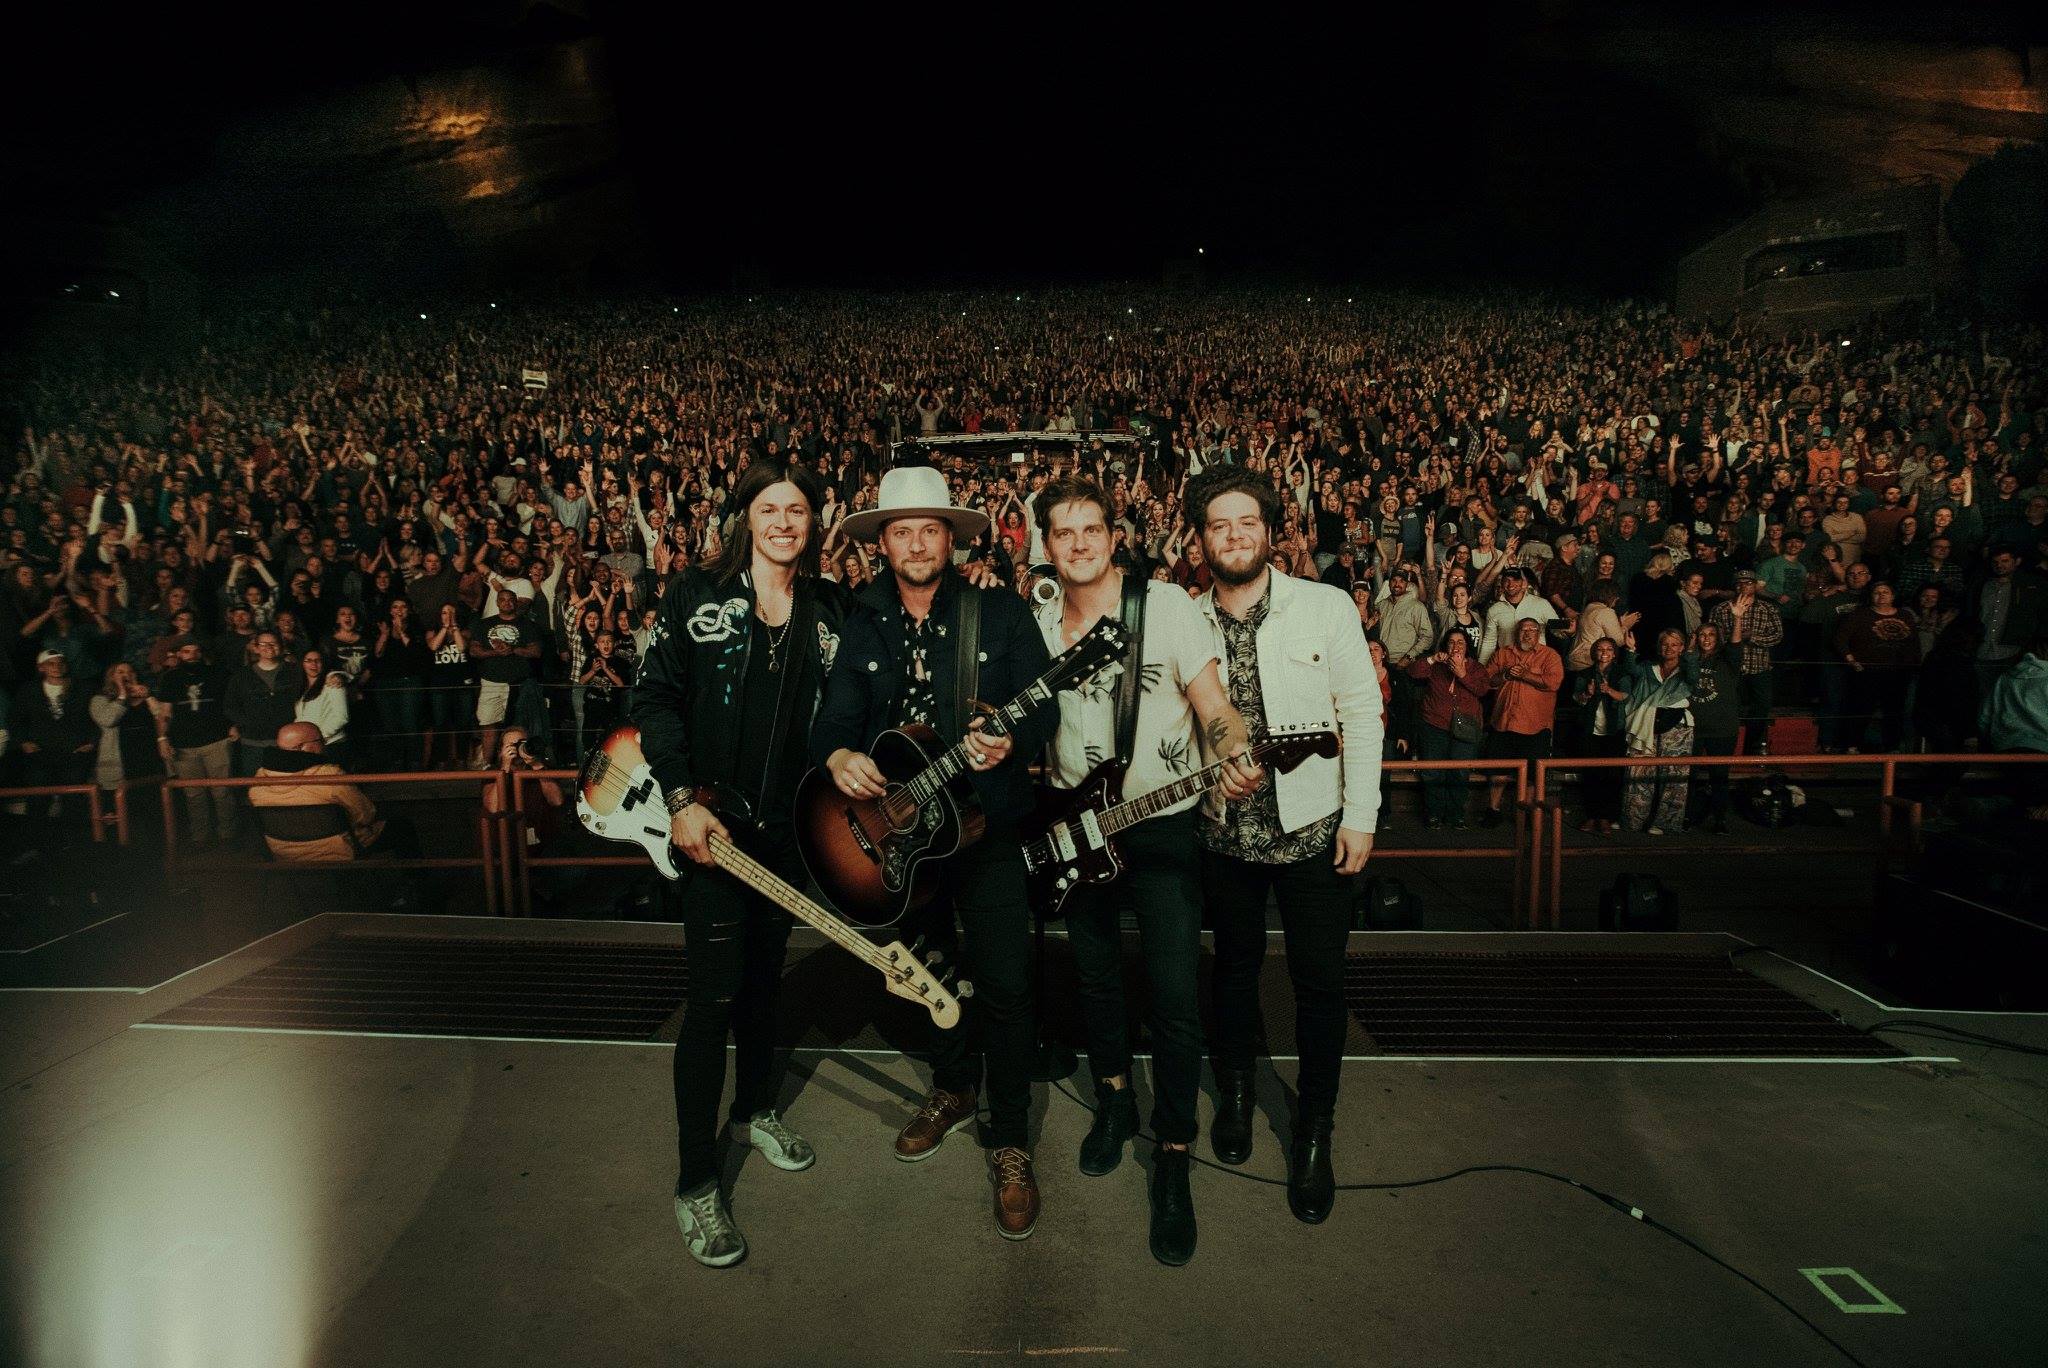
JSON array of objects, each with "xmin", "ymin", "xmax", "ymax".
[{"xmin": 6, "ymin": 2, "xmax": 2041, "ymax": 296}]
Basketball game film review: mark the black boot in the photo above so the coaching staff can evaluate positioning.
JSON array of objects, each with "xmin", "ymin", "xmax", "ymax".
[
  {"xmin": 1148, "ymin": 1147, "xmax": 1197, "ymax": 1266},
  {"xmin": 1211, "ymin": 1067, "xmax": 1254, "ymax": 1165},
  {"xmin": 1078, "ymin": 1084, "xmax": 1139, "ymax": 1176},
  {"xmin": 1288, "ymin": 1113, "xmax": 1335, "ymax": 1225}
]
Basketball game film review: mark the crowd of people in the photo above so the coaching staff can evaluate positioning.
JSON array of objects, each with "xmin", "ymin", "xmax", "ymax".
[{"xmin": 5, "ymin": 290, "xmax": 2047, "ymax": 846}]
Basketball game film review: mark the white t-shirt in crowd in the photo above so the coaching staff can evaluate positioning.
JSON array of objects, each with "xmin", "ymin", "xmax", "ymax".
[{"xmin": 1036, "ymin": 576, "xmax": 1219, "ymax": 815}]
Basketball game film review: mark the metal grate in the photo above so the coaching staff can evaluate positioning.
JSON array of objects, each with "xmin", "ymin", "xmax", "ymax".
[
  {"xmin": 152, "ymin": 935, "xmax": 687, "ymax": 1041},
  {"xmin": 1343, "ymin": 950, "xmax": 1902, "ymax": 1057}
]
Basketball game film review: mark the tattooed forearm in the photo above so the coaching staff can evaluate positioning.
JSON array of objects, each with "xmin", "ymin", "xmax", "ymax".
[{"xmin": 1204, "ymin": 716, "xmax": 1231, "ymax": 750}]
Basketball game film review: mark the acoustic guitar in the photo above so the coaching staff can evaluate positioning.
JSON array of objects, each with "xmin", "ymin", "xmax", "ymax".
[
  {"xmin": 577, "ymin": 725, "xmax": 968, "ymax": 1029},
  {"xmin": 793, "ymin": 618, "xmax": 1131, "ymax": 928},
  {"xmin": 1022, "ymin": 724, "xmax": 1341, "ymax": 919}
]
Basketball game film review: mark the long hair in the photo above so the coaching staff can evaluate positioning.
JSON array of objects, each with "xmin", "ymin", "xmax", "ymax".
[{"xmin": 711, "ymin": 457, "xmax": 826, "ymax": 585}]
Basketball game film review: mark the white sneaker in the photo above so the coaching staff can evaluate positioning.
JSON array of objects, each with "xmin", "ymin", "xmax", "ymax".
[
  {"xmin": 674, "ymin": 1180, "xmax": 748, "ymax": 1268},
  {"xmin": 735, "ymin": 1110, "xmax": 816, "ymax": 1171}
]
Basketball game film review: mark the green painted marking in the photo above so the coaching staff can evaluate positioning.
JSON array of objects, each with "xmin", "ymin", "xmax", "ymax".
[{"xmin": 1800, "ymin": 1268, "xmax": 1905, "ymax": 1315}]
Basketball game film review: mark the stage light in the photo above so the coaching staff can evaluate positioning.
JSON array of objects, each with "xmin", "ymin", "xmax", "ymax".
[
  {"xmin": 1841, "ymin": 339, "xmax": 1853, "ymax": 347},
  {"xmin": 672, "ymin": 307, "xmax": 679, "ymax": 313},
  {"xmin": 489, "ymin": 302, "xmax": 497, "ymax": 309},
  {"xmin": 418, "ymin": 313, "xmax": 427, "ymax": 320},
  {"xmin": 1126, "ymin": 308, "xmax": 1133, "ymax": 315},
  {"xmin": 1197, "ymin": 247, "xmax": 1205, "ymax": 255},
  {"xmin": 108, "ymin": 290, "xmax": 120, "ymax": 299},
  {"xmin": 1015, "ymin": 295, "xmax": 1022, "ymax": 301}
]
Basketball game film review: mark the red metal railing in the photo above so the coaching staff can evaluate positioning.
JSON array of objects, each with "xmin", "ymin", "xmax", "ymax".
[
  {"xmin": 10, "ymin": 750, "xmax": 2032, "ymax": 933},
  {"xmin": 158, "ymin": 770, "xmax": 508, "ymax": 915},
  {"xmin": 505, "ymin": 758, "xmax": 1542, "ymax": 925}
]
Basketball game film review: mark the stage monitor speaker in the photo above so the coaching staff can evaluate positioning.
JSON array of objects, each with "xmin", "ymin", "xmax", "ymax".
[
  {"xmin": 1599, "ymin": 873, "xmax": 1677, "ymax": 931},
  {"xmin": 1356, "ymin": 876, "xmax": 1422, "ymax": 931}
]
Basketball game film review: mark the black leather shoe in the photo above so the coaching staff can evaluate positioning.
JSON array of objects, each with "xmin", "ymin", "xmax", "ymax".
[
  {"xmin": 1211, "ymin": 1067, "xmax": 1254, "ymax": 1165},
  {"xmin": 1079, "ymin": 1086, "xmax": 1139, "ymax": 1176},
  {"xmin": 1149, "ymin": 1147, "xmax": 1197, "ymax": 1266},
  {"xmin": 1288, "ymin": 1114, "xmax": 1336, "ymax": 1225}
]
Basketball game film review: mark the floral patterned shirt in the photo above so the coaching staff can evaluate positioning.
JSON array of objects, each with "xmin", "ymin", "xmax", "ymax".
[{"xmin": 1199, "ymin": 581, "xmax": 1339, "ymax": 864}]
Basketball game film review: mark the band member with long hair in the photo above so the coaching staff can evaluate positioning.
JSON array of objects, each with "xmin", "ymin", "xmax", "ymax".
[
  {"xmin": 633, "ymin": 456, "xmax": 856, "ymax": 1269},
  {"xmin": 1188, "ymin": 469, "xmax": 1383, "ymax": 1225},
  {"xmin": 809, "ymin": 465, "xmax": 1056, "ymax": 1242},
  {"xmin": 1034, "ymin": 476, "xmax": 1263, "ymax": 1266}
]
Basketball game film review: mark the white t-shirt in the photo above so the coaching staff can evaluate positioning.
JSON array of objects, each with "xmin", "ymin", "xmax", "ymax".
[{"xmin": 1036, "ymin": 577, "xmax": 1219, "ymax": 815}]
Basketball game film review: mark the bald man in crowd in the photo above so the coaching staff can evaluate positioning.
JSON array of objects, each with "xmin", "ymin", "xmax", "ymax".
[{"xmin": 249, "ymin": 721, "xmax": 420, "ymax": 865}]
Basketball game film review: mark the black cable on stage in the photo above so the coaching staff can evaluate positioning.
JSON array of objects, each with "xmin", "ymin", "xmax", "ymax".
[
  {"xmin": 1052, "ymin": 1078, "xmax": 1873, "ymax": 1368},
  {"xmin": 1865, "ymin": 1020, "xmax": 2048, "ymax": 1058},
  {"xmin": 1725, "ymin": 945, "xmax": 2048, "ymax": 1057}
]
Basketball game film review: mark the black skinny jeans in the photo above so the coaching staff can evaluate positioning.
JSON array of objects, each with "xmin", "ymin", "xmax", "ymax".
[
  {"xmin": 672, "ymin": 824, "xmax": 799, "ymax": 1192},
  {"xmin": 1203, "ymin": 838, "xmax": 1356, "ymax": 1122},
  {"xmin": 919, "ymin": 829, "xmax": 1037, "ymax": 1151},
  {"xmin": 1063, "ymin": 808, "xmax": 1204, "ymax": 1145}
]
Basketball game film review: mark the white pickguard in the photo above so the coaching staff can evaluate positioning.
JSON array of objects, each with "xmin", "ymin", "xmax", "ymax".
[{"xmin": 575, "ymin": 758, "xmax": 682, "ymax": 881}]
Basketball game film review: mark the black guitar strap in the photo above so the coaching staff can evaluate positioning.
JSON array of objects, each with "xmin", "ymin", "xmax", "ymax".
[
  {"xmin": 951, "ymin": 581, "xmax": 982, "ymax": 740},
  {"xmin": 1112, "ymin": 572, "xmax": 1147, "ymax": 766}
]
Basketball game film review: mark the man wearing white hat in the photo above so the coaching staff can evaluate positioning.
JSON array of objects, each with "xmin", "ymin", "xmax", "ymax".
[
  {"xmin": 810, "ymin": 464, "xmax": 1058, "ymax": 1242},
  {"xmin": 10, "ymin": 649, "xmax": 99, "ymax": 838}
]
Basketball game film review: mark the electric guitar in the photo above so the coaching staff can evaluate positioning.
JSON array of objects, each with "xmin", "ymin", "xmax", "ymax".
[
  {"xmin": 577, "ymin": 725, "xmax": 969, "ymax": 1029},
  {"xmin": 1022, "ymin": 723, "xmax": 1342, "ymax": 919},
  {"xmin": 793, "ymin": 617, "xmax": 1132, "ymax": 929}
]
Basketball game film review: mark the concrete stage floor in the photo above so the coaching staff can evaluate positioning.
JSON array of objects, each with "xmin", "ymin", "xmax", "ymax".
[{"xmin": 2, "ymin": 912, "xmax": 2046, "ymax": 1368}]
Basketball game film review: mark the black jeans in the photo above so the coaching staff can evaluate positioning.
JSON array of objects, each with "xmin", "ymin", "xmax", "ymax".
[
  {"xmin": 1063, "ymin": 808, "xmax": 1204, "ymax": 1145},
  {"xmin": 671, "ymin": 824, "xmax": 799, "ymax": 1192},
  {"xmin": 1203, "ymin": 838, "xmax": 1356, "ymax": 1121},
  {"xmin": 1691, "ymin": 732, "xmax": 1739, "ymax": 819},
  {"xmin": 920, "ymin": 829, "xmax": 1036, "ymax": 1150},
  {"xmin": 1736, "ymin": 670, "xmax": 1775, "ymax": 752}
]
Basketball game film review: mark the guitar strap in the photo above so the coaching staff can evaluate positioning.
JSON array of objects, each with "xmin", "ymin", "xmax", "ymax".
[
  {"xmin": 951, "ymin": 581, "xmax": 982, "ymax": 740},
  {"xmin": 1112, "ymin": 572, "xmax": 1147, "ymax": 766}
]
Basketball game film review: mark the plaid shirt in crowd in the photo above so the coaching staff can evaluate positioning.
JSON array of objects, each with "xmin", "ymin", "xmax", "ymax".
[{"xmin": 1707, "ymin": 597, "xmax": 1784, "ymax": 676}]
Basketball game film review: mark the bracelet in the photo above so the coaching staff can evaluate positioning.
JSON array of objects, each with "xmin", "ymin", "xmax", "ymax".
[{"xmin": 664, "ymin": 788, "xmax": 697, "ymax": 817}]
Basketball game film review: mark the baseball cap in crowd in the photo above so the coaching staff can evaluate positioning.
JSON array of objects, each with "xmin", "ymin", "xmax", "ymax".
[
  {"xmin": 163, "ymin": 634, "xmax": 203, "ymax": 655},
  {"xmin": 36, "ymin": 649, "xmax": 63, "ymax": 665},
  {"xmin": 1733, "ymin": 569, "xmax": 1759, "ymax": 584},
  {"xmin": 1499, "ymin": 565, "xmax": 1528, "ymax": 582}
]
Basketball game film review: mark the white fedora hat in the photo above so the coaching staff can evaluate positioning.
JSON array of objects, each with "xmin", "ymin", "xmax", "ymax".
[{"xmin": 839, "ymin": 466, "xmax": 990, "ymax": 544}]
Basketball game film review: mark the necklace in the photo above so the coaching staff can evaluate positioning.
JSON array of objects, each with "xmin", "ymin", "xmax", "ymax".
[{"xmin": 762, "ymin": 611, "xmax": 794, "ymax": 672}]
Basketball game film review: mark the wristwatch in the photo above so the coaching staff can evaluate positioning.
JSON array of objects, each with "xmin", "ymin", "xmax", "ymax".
[{"xmin": 665, "ymin": 788, "xmax": 697, "ymax": 817}]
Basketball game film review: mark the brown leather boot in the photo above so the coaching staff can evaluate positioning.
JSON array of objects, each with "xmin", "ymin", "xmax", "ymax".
[
  {"xmin": 989, "ymin": 1146, "xmax": 1039, "ymax": 1241},
  {"xmin": 894, "ymin": 1087, "xmax": 978, "ymax": 1162}
]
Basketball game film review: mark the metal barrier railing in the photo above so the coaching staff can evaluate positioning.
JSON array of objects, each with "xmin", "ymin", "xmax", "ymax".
[
  {"xmin": 1530, "ymin": 751, "xmax": 2048, "ymax": 928},
  {"xmin": 17, "ymin": 749, "xmax": 2030, "ymax": 934},
  {"xmin": 158, "ymin": 770, "xmax": 508, "ymax": 916},
  {"xmin": 506, "ymin": 758, "xmax": 1542, "ymax": 926},
  {"xmin": 0, "ymin": 782, "xmax": 113, "ymax": 846}
]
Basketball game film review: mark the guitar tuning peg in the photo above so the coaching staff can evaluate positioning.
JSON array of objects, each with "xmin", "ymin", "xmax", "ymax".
[
  {"xmin": 908, "ymin": 934, "xmax": 926, "ymax": 956},
  {"xmin": 954, "ymin": 978, "xmax": 975, "ymax": 999}
]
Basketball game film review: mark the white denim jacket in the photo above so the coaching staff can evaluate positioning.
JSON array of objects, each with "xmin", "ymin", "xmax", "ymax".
[{"xmin": 1196, "ymin": 567, "xmax": 1385, "ymax": 835}]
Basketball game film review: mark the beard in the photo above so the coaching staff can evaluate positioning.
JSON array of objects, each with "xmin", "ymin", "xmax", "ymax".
[
  {"xmin": 1204, "ymin": 536, "xmax": 1271, "ymax": 587},
  {"xmin": 889, "ymin": 553, "xmax": 947, "ymax": 588}
]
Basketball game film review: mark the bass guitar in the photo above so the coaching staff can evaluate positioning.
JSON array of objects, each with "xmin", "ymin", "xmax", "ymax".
[
  {"xmin": 577, "ymin": 725, "xmax": 969, "ymax": 1029},
  {"xmin": 1022, "ymin": 723, "xmax": 1341, "ymax": 918},
  {"xmin": 794, "ymin": 617, "xmax": 1132, "ymax": 929}
]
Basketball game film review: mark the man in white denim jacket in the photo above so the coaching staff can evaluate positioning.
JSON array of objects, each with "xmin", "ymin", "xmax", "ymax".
[{"xmin": 1189, "ymin": 469, "xmax": 1383, "ymax": 1227}]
